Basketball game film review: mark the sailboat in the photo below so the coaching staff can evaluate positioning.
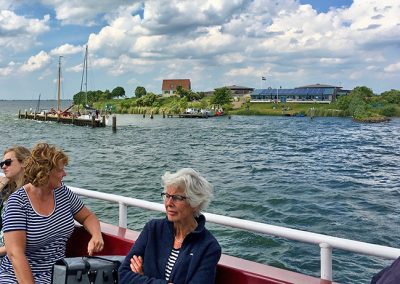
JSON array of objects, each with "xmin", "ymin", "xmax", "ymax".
[
  {"xmin": 19, "ymin": 54, "xmax": 106, "ymax": 127},
  {"xmin": 77, "ymin": 45, "xmax": 101, "ymax": 120},
  {"xmin": 45, "ymin": 56, "xmax": 74, "ymax": 117}
]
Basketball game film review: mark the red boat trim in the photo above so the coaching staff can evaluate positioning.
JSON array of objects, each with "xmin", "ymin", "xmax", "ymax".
[{"xmin": 66, "ymin": 223, "xmax": 336, "ymax": 284}]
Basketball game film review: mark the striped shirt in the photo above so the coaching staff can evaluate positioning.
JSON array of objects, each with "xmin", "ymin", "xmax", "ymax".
[
  {"xmin": 165, "ymin": 248, "xmax": 180, "ymax": 281},
  {"xmin": 0, "ymin": 184, "xmax": 84, "ymax": 284}
]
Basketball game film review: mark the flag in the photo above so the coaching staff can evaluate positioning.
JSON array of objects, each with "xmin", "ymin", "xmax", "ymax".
[{"xmin": 261, "ymin": 76, "xmax": 266, "ymax": 81}]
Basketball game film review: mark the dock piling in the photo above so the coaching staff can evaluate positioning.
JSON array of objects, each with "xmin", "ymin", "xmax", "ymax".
[{"xmin": 112, "ymin": 115, "xmax": 117, "ymax": 132}]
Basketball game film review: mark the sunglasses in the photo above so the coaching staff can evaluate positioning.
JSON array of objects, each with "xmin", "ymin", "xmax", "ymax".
[{"xmin": 0, "ymin": 159, "xmax": 12, "ymax": 168}]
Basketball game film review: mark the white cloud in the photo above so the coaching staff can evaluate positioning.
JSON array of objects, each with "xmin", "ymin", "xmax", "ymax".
[
  {"xmin": 83, "ymin": 0, "xmax": 399, "ymax": 93},
  {"xmin": 384, "ymin": 62, "xmax": 400, "ymax": 73},
  {"xmin": 320, "ymin": 58, "xmax": 345, "ymax": 64},
  {"xmin": 39, "ymin": 0, "xmax": 137, "ymax": 26},
  {"xmin": 0, "ymin": 10, "xmax": 50, "ymax": 53},
  {"xmin": 0, "ymin": 0, "xmax": 14, "ymax": 10},
  {"xmin": 20, "ymin": 51, "xmax": 51, "ymax": 72},
  {"xmin": 1, "ymin": 0, "xmax": 400, "ymax": 98},
  {"xmin": 366, "ymin": 65, "xmax": 378, "ymax": 71},
  {"xmin": 0, "ymin": 64, "xmax": 14, "ymax": 76},
  {"xmin": 226, "ymin": 66, "xmax": 257, "ymax": 77},
  {"xmin": 50, "ymin": 44, "xmax": 84, "ymax": 56}
]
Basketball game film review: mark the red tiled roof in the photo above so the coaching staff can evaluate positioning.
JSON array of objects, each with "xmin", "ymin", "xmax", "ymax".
[{"xmin": 162, "ymin": 79, "xmax": 191, "ymax": 91}]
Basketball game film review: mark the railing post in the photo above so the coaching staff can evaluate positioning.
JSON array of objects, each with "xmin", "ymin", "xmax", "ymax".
[
  {"xmin": 119, "ymin": 202, "xmax": 127, "ymax": 228},
  {"xmin": 320, "ymin": 242, "xmax": 333, "ymax": 281}
]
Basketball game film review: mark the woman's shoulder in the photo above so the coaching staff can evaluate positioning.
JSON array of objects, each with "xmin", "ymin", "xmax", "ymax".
[
  {"xmin": 4, "ymin": 187, "xmax": 28, "ymax": 211},
  {"xmin": 54, "ymin": 184, "xmax": 74, "ymax": 197},
  {"xmin": 8, "ymin": 187, "xmax": 27, "ymax": 201}
]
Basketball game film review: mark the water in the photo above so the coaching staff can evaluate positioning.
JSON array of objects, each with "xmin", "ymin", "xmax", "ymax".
[{"xmin": 1, "ymin": 100, "xmax": 400, "ymax": 283}]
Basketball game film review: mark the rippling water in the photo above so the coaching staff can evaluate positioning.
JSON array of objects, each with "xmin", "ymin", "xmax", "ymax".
[{"xmin": 1, "ymin": 100, "xmax": 400, "ymax": 283}]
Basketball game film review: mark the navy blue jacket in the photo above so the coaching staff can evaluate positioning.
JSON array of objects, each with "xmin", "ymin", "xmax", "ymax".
[{"xmin": 119, "ymin": 215, "xmax": 221, "ymax": 284}]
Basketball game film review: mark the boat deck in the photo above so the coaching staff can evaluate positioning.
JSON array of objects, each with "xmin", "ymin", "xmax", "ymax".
[{"xmin": 66, "ymin": 223, "xmax": 335, "ymax": 284}]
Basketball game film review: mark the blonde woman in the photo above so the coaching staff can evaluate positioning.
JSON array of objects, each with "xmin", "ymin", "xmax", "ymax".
[{"xmin": 0, "ymin": 146, "xmax": 30, "ymax": 259}]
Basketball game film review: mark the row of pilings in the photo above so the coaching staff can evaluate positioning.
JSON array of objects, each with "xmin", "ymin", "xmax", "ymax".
[{"xmin": 18, "ymin": 110, "xmax": 117, "ymax": 132}]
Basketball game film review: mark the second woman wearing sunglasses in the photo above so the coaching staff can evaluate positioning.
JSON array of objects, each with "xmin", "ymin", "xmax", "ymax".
[{"xmin": 0, "ymin": 146, "xmax": 31, "ymax": 261}]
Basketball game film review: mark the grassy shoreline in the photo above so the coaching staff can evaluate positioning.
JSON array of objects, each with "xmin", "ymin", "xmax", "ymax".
[{"xmin": 90, "ymin": 95, "xmax": 399, "ymax": 122}]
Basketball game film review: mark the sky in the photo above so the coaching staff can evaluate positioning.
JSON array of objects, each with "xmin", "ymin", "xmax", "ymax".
[{"xmin": 0, "ymin": 0, "xmax": 399, "ymax": 100}]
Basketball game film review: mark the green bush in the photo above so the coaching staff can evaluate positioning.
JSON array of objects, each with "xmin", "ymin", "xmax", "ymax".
[{"xmin": 379, "ymin": 105, "xmax": 397, "ymax": 117}]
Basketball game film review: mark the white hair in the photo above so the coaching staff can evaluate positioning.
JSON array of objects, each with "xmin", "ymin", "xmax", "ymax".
[{"xmin": 162, "ymin": 168, "xmax": 213, "ymax": 217}]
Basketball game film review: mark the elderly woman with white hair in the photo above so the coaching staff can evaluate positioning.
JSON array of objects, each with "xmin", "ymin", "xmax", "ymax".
[{"xmin": 119, "ymin": 168, "xmax": 221, "ymax": 284}]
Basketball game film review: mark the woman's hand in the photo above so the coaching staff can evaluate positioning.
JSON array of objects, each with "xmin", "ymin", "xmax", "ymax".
[
  {"xmin": 87, "ymin": 235, "xmax": 104, "ymax": 256},
  {"xmin": 130, "ymin": 255, "xmax": 144, "ymax": 275}
]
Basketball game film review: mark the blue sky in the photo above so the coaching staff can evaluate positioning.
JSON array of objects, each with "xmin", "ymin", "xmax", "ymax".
[{"xmin": 0, "ymin": 0, "xmax": 399, "ymax": 100}]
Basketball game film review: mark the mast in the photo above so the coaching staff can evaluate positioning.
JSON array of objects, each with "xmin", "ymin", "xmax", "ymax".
[
  {"xmin": 57, "ymin": 56, "xmax": 62, "ymax": 112},
  {"xmin": 80, "ymin": 45, "xmax": 88, "ymax": 105},
  {"xmin": 36, "ymin": 93, "xmax": 41, "ymax": 113}
]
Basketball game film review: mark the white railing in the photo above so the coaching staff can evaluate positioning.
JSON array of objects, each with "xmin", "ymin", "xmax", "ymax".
[{"xmin": 70, "ymin": 186, "xmax": 400, "ymax": 282}]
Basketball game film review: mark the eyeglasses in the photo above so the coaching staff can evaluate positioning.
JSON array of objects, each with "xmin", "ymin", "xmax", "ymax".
[
  {"xmin": 0, "ymin": 159, "xmax": 12, "ymax": 168},
  {"xmin": 161, "ymin": 192, "xmax": 188, "ymax": 202}
]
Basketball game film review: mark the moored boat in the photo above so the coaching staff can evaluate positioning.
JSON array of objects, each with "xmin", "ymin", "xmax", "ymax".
[{"xmin": 179, "ymin": 108, "xmax": 219, "ymax": 118}]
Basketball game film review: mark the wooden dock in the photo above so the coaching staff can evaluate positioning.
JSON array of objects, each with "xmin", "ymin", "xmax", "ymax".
[{"xmin": 18, "ymin": 110, "xmax": 107, "ymax": 127}]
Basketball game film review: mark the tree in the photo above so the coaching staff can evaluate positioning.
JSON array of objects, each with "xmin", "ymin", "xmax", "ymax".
[
  {"xmin": 336, "ymin": 86, "xmax": 373, "ymax": 112},
  {"xmin": 211, "ymin": 87, "xmax": 233, "ymax": 106},
  {"xmin": 136, "ymin": 93, "xmax": 158, "ymax": 107},
  {"xmin": 111, "ymin": 86, "xmax": 125, "ymax": 99},
  {"xmin": 351, "ymin": 86, "xmax": 374, "ymax": 99},
  {"xmin": 381, "ymin": 89, "xmax": 400, "ymax": 104},
  {"xmin": 73, "ymin": 91, "xmax": 86, "ymax": 105},
  {"xmin": 135, "ymin": 86, "xmax": 147, "ymax": 98}
]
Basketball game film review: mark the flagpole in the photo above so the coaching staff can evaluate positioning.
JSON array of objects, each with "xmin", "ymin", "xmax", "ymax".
[{"xmin": 261, "ymin": 75, "xmax": 266, "ymax": 89}]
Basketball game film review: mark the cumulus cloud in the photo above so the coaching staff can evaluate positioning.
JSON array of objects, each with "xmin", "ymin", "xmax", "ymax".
[
  {"xmin": 80, "ymin": 0, "xmax": 400, "ymax": 92},
  {"xmin": 226, "ymin": 66, "xmax": 257, "ymax": 77},
  {"xmin": 39, "ymin": 0, "xmax": 137, "ymax": 26},
  {"xmin": 20, "ymin": 51, "xmax": 51, "ymax": 72},
  {"xmin": 1, "ymin": 0, "xmax": 400, "ymax": 97},
  {"xmin": 0, "ymin": 61, "xmax": 15, "ymax": 76},
  {"xmin": 50, "ymin": 44, "xmax": 84, "ymax": 56},
  {"xmin": 384, "ymin": 62, "xmax": 400, "ymax": 73},
  {"xmin": 0, "ymin": 10, "xmax": 50, "ymax": 52}
]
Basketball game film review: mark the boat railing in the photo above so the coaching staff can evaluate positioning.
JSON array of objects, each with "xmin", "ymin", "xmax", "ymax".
[{"xmin": 68, "ymin": 186, "xmax": 399, "ymax": 282}]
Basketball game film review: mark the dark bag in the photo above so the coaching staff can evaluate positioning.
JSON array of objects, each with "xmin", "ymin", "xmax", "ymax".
[
  {"xmin": 52, "ymin": 255, "xmax": 125, "ymax": 284},
  {"xmin": 371, "ymin": 257, "xmax": 400, "ymax": 284}
]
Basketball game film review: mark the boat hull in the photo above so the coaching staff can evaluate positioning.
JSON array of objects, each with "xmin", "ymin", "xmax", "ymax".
[{"xmin": 66, "ymin": 223, "xmax": 334, "ymax": 284}]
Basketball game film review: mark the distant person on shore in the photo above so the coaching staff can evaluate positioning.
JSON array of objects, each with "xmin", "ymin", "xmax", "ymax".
[
  {"xmin": 119, "ymin": 168, "xmax": 221, "ymax": 284},
  {"xmin": 0, "ymin": 142, "xmax": 104, "ymax": 284},
  {"xmin": 0, "ymin": 146, "xmax": 31, "ymax": 262}
]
